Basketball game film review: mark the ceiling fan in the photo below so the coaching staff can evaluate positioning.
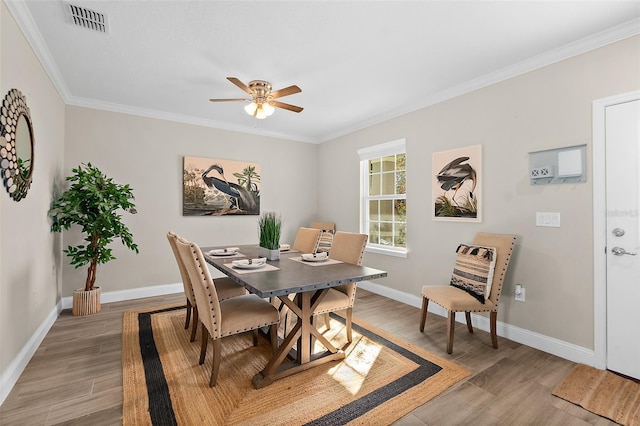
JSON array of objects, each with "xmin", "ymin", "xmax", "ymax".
[{"xmin": 209, "ymin": 77, "xmax": 303, "ymax": 119}]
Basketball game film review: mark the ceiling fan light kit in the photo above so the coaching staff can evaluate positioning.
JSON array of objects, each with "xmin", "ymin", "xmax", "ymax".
[
  {"xmin": 244, "ymin": 100, "xmax": 275, "ymax": 119},
  {"xmin": 210, "ymin": 77, "xmax": 303, "ymax": 119}
]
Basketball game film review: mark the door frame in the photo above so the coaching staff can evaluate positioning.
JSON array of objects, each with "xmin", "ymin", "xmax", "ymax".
[{"xmin": 592, "ymin": 90, "xmax": 640, "ymax": 369}]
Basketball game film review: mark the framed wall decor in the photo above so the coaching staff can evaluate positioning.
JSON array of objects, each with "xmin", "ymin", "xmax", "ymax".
[
  {"xmin": 183, "ymin": 156, "xmax": 260, "ymax": 216},
  {"xmin": 432, "ymin": 145, "xmax": 482, "ymax": 222}
]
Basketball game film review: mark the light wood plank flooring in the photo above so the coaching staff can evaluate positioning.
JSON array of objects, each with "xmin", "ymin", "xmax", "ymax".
[{"xmin": 0, "ymin": 290, "xmax": 614, "ymax": 425}]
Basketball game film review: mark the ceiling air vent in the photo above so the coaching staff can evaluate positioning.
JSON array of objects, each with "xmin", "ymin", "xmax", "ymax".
[{"xmin": 66, "ymin": 3, "xmax": 108, "ymax": 34}]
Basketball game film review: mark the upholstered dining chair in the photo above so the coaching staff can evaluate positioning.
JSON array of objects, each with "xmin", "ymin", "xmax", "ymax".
[
  {"xmin": 292, "ymin": 227, "xmax": 322, "ymax": 253},
  {"xmin": 312, "ymin": 231, "xmax": 368, "ymax": 342},
  {"xmin": 419, "ymin": 232, "xmax": 516, "ymax": 354},
  {"xmin": 166, "ymin": 231, "xmax": 246, "ymax": 342},
  {"xmin": 174, "ymin": 236, "xmax": 280, "ymax": 387}
]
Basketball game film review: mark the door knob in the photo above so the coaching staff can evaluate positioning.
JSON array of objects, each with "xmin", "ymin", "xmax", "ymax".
[{"xmin": 611, "ymin": 247, "xmax": 637, "ymax": 256}]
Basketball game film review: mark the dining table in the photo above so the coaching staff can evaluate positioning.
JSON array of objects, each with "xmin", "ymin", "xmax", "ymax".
[{"xmin": 203, "ymin": 244, "xmax": 387, "ymax": 389}]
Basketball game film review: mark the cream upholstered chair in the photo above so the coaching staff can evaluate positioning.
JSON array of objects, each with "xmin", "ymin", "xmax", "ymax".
[
  {"xmin": 166, "ymin": 231, "xmax": 246, "ymax": 342},
  {"xmin": 313, "ymin": 231, "xmax": 368, "ymax": 342},
  {"xmin": 419, "ymin": 232, "xmax": 516, "ymax": 354},
  {"xmin": 292, "ymin": 227, "xmax": 322, "ymax": 253},
  {"xmin": 174, "ymin": 236, "xmax": 279, "ymax": 387},
  {"xmin": 310, "ymin": 221, "xmax": 336, "ymax": 253}
]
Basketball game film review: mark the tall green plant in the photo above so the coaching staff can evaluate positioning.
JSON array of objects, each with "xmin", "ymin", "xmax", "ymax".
[
  {"xmin": 258, "ymin": 212, "xmax": 282, "ymax": 250},
  {"xmin": 49, "ymin": 163, "xmax": 139, "ymax": 291}
]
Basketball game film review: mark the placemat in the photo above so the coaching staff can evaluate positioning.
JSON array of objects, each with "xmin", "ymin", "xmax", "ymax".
[
  {"xmin": 289, "ymin": 256, "xmax": 343, "ymax": 267},
  {"xmin": 223, "ymin": 263, "xmax": 280, "ymax": 274}
]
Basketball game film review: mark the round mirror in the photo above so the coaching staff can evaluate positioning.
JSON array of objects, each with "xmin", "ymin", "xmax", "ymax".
[{"xmin": 0, "ymin": 89, "xmax": 34, "ymax": 201}]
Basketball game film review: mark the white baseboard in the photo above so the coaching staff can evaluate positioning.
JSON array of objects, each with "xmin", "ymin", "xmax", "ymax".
[
  {"xmin": 2, "ymin": 283, "xmax": 183, "ymax": 406},
  {"xmin": 3, "ymin": 280, "xmax": 594, "ymax": 407},
  {"xmin": 61, "ymin": 283, "xmax": 184, "ymax": 309},
  {"xmin": 0, "ymin": 302, "xmax": 62, "ymax": 406},
  {"xmin": 358, "ymin": 281, "xmax": 595, "ymax": 366}
]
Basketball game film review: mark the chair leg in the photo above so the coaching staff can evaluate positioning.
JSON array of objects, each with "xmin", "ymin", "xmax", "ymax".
[
  {"xmin": 465, "ymin": 311, "xmax": 474, "ymax": 333},
  {"xmin": 446, "ymin": 311, "xmax": 455, "ymax": 354},
  {"xmin": 346, "ymin": 308, "xmax": 353, "ymax": 343},
  {"xmin": 311, "ymin": 315, "xmax": 317, "ymax": 353},
  {"xmin": 419, "ymin": 297, "xmax": 429, "ymax": 332},
  {"xmin": 209, "ymin": 339, "xmax": 222, "ymax": 387},
  {"xmin": 184, "ymin": 298, "xmax": 192, "ymax": 329},
  {"xmin": 190, "ymin": 307, "xmax": 199, "ymax": 342},
  {"xmin": 269, "ymin": 323, "xmax": 278, "ymax": 355},
  {"xmin": 199, "ymin": 325, "xmax": 208, "ymax": 365},
  {"xmin": 490, "ymin": 311, "xmax": 498, "ymax": 348},
  {"xmin": 324, "ymin": 313, "xmax": 331, "ymax": 330},
  {"xmin": 252, "ymin": 329, "xmax": 259, "ymax": 346}
]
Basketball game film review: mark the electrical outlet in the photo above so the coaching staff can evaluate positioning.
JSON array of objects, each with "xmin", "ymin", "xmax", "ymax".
[
  {"xmin": 536, "ymin": 212, "xmax": 561, "ymax": 227},
  {"xmin": 515, "ymin": 284, "xmax": 525, "ymax": 302}
]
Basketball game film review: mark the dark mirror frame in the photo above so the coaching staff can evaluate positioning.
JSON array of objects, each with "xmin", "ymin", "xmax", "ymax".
[{"xmin": 1, "ymin": 88, "xmax": 34, "ymax": 202}]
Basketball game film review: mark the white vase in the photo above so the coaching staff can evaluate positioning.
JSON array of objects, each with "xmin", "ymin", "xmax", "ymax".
[{"xmin": 258, "ymin": 246, "xmax": 280, "ymax": 261}]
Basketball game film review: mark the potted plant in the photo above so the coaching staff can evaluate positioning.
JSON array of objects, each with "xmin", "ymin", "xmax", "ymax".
[
  {"xmin": 48, "ymin": 163, "xmax": 139, "ymax": 316},
  {"xmin": 258, "ymin": 211, "xmax": 282, "ymax": 260}
]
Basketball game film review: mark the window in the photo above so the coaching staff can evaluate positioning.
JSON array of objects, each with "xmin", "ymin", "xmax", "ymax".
[{"xmin": 358, "ymin": 139, "xmax": 407, "ymax": 257}]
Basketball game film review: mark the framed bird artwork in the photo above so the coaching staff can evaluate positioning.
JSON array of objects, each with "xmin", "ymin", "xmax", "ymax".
[
  {"xmin": 432, "ymin": 145, "xmax": 482, "ymax": 222},
  {"xmin": 183, "ymin": 156, "xmax": 261, "ymax": 216}
]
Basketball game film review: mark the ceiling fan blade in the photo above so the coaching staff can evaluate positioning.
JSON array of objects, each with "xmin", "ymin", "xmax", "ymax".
[
  {"xmin": 271, "ymin": 100, "xmax": 303, "ymax": 113},
  {"xmin": 227, "ymin": 77, "xmax": 253, "ymax": 95},
  {"xmin": 209, "ymin": 98, "xmax": 249, "ymax": 102},
  {"xmin": 270, "ymin": 85, "xmax": 302, "ymax": 99}
]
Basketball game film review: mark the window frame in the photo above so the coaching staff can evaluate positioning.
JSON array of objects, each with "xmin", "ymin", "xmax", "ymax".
[{"xmin": 358, "ymin": 139, "xmax": 408, "ymax": 258}]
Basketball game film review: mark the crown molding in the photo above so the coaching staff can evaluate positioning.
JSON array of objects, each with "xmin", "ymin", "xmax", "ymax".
[
  {"xmin": 320, "ymin": 17, "xmax": 640, "ymax": 143},
  {"xmin": 4, "ymin": 0, "xmax": 72, "ymax": 100},
  {"xmin": 6, "ymin": 0, "xmax": 638, "ymax": 144},
  {"xmin": 66, "ymin": 96, "xmax": 317, "ymax": 143}
]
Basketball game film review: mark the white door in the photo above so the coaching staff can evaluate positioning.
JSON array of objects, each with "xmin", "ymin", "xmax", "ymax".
[{"xmin": 606, "ymin": 98, "xmax": 640, "ymax": 380}]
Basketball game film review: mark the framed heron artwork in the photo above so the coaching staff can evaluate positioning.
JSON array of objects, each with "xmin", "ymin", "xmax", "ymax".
[
  {"xmin": 432, "ymin": 145, "xmax": 482, "ymax": 222},
  {"xmin": 183, "ymin": 156, "xmax": 260, "ymax": 216}
]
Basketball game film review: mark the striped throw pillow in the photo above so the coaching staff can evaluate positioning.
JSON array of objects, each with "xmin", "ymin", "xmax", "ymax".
[{"xmin": 449, "ymin": 244, "xmax": 497, "ymax": 304}]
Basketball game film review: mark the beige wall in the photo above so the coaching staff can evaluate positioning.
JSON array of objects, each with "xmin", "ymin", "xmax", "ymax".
[
  {"xmin": 62, "ymin": 107, "xmax": 318, "ymax": 295},
  {"xmin": 317, "ymin": 35, "xmax": 640, "ymax": 350},
  {"xmin": 2, "ymin": 0, "xmax": 638, "ymax": 400},
  {"xmin": 1, "ymin": 2, "xmax": 66, "ymax": 384}
]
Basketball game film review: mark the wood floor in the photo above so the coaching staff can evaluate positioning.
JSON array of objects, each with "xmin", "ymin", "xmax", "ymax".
[{"xmin": 0, "ymin": 289, "xmax": 614, "ymax": 425}]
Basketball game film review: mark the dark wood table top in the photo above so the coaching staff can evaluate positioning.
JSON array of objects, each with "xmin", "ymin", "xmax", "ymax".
[{"xmin": 203, "ymin": 244, "xmax": 387, "ymax": 298}]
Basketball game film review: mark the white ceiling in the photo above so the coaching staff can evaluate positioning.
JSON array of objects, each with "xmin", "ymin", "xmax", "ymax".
[{"xmin": 7, "ymin": 1, "xmax": 640, "ymax": 143}]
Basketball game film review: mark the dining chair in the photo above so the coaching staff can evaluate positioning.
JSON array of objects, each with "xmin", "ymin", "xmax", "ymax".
[
  {"xmin": 292, "ymin": 227, "xmax": 322, "ymax": 253},
  {"xmin": 166, "ymin": 231, "xmax": 246, "ymax": 342},
  {"xmin": 310, "ymin": 221, "xmax": 336, "ymax": 253},
  {"xmin": 419, "ymin": 232, "xmax": 516, "ymax": 354},
  {"xmin": 312, "ymin": 231, "xmax": 368, "ymax": 342},
  {"xmin": 174, "ymin": 236, "xmax": 280, "ymax": 387}
]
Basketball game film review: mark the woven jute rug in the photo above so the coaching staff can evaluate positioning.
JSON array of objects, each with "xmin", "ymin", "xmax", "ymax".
[
  {"xmin": 552, "ymin": 364, "xmax": 640, "ymax": 425},
  {"xmin": 122, "ymin": 304, "xmax": 469, "ymax": 425}
]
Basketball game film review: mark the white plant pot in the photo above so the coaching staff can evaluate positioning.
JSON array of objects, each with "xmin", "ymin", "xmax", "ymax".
[{"xmin": 258, "ymin": 246, "xmax": 280, "ymax": 261}]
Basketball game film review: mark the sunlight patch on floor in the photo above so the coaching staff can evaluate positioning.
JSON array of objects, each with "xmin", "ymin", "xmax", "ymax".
[{"xmin": 327, "ymin": 336, "xmax": 382, "ymax": 395}]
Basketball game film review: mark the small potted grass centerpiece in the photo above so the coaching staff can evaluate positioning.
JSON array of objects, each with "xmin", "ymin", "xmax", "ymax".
[{"xmin": 258, "ymin": 211, "xmax": 282, "ymax": 261}]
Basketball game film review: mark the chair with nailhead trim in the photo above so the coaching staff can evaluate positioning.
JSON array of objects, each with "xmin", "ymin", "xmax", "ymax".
[
  {"xmin": 174, "ymin": 236, "xmax": 280, "ymax": 387},
  {"xmin": 291, "ymin": 227, "xmax": 321, "ymax": 254},
  {"xmin": 312, "ymin": 231, "xmax": 368, "ymax": 343},
  {"xmin": 419, "ymin": 232, "xmax": 516, "ymax": 354},
  {"xmin": 167, "ymin": 231, "xmax": 246, "ymax": 342}
]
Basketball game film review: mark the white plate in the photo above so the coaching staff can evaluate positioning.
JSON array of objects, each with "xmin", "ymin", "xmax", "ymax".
[
  {"xmin": 209, "ymin": 249, "xmax": 239, "ymax": 256},
  {"xmin": 232, "ymin": 258, "xmax": 267, "ymax": 269},
  {"xmin": 301, "ymin": 253, "xmax": 329, "ymax": 262}
]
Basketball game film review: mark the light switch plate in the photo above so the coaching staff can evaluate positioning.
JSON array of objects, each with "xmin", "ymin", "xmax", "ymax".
[{"xmin": 536, "ymin": 212, "xmax": 561, "ymax": 227}]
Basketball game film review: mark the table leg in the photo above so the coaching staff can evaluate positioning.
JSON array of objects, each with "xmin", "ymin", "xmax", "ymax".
[{"xmin": 252, "ymin": 288, "xmax": 346, "ymax": 389}]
